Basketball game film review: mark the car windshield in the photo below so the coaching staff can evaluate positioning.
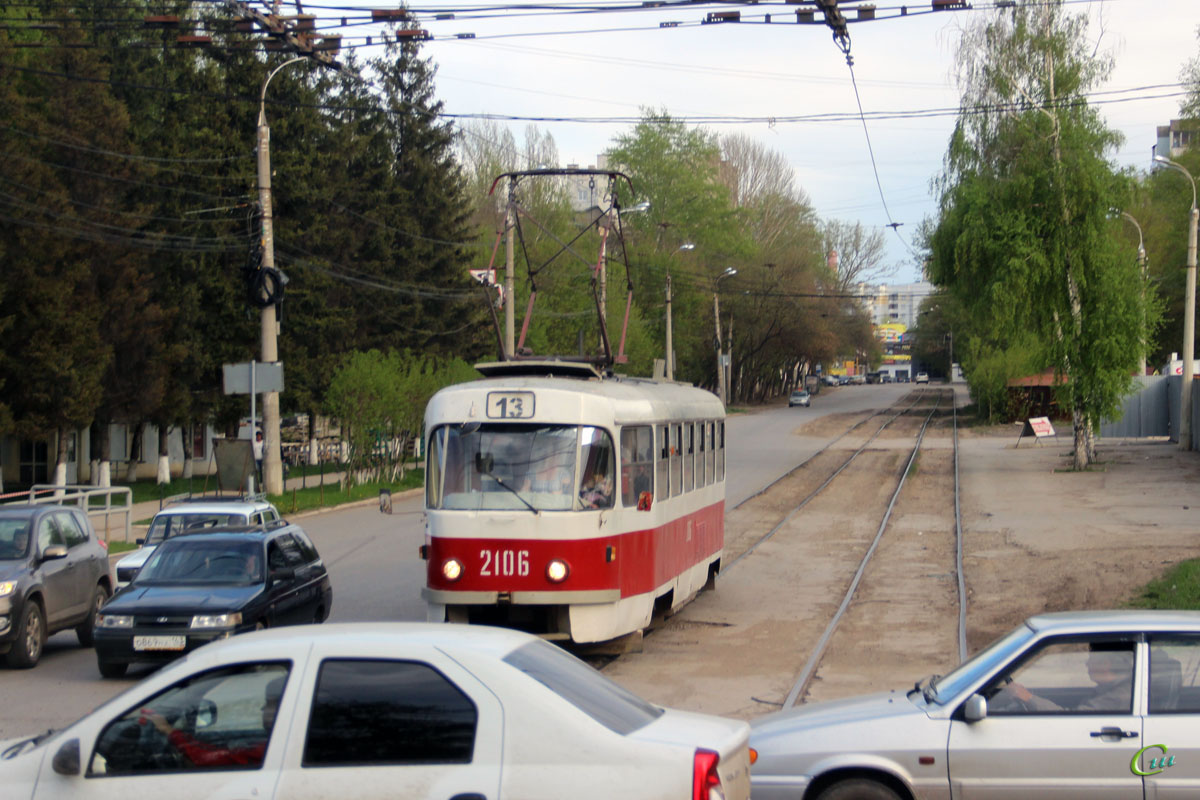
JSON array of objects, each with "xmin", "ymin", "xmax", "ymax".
[
  {"xmin": 503, "ymin": 639, "xmax": 664, "ymax": 735},
  {"xmin": 145, "ymin": 512, "xmax": 247, "ymax": 545},
  {"xmin": 427, "ymin": 423, "xmax": 615, "ymax": 512},
  {"xmin": 0, "ymin": 518, "xmax": 32, "ymax": 559},
  {"xmin": 137, "ymin": 539, "xmax": 263, "ymax": 585},
  {"xmin": 928, "ymin": 623, "xmax": 1035, "ymax": 703}
]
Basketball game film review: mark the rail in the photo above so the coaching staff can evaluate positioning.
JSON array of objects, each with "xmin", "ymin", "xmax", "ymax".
[{"xmin": 5, "ymin": 485, "xmax": 135, "ymax": 544}]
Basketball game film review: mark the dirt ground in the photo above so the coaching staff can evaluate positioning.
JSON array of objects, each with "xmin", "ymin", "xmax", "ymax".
[{"xmin": 601, "ymin": 392, "xmax": 1200, "ymax": 721}]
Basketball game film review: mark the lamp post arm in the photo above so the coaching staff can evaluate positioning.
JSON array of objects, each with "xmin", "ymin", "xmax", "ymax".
[{"xmin": 259, "ymin": 56, "xmax": 308, "ymax": 126}]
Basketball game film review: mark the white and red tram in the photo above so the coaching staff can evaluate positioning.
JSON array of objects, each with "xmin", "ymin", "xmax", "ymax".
[{"xmin": 421, "ymin": 360, "xmax": 727, "ymax": 643}]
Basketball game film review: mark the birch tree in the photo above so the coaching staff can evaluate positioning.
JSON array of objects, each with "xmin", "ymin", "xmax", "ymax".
[{"xmin": 929, "ymin": 1, "xmax": 1149, "ymax": 469}]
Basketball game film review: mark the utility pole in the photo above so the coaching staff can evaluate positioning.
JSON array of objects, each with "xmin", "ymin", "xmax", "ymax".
[
  {"xmin": 714, "ymin": 291, "xmax": 725, "ymax": 406},
  {"xmin": 665, "ymin": 273, "xmax": 673, "ymax": 380},
  {"xmin": 1154, "ymin": 153, "xmax": 1198, "ymax": 450},
  {"xmin": 505, "ymin": 179, "xmax": 516, "ymax": 358},
  {"xmin": 233, "ymin": 1, "xmax": 342, "ymax": 494}
]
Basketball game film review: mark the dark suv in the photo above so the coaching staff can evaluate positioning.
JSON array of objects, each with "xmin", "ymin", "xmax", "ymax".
[
  {"xmin": 0, "ymin": 505, "xmax": 114, "ymax": 668},
  {"xmin": 94, "ymin": 520, "xmax": 332, "ymax": 677}
]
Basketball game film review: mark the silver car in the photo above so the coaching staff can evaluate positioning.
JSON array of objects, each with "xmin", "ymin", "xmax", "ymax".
[
  {"xmin": 115, "ymin": 498, "xmax": 280, "ymax": 588},
  {"xmin": 751, "ymin": 610, "xmax": 1200, "ymax": 800}
]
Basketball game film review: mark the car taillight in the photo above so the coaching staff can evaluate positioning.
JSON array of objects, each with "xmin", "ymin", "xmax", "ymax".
[{"xmin": 693, "ymin": 748, "xmax": 724, "ymax": 800}]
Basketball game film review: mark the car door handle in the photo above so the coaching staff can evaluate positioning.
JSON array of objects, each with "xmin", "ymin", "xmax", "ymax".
[
  {"xmin": 449, "ymin": 795, "xmax": 486, "ymax": 800},
  {"xmin": 1090, "ymin": 727, "xmax": 1138, "ymax": 739}
]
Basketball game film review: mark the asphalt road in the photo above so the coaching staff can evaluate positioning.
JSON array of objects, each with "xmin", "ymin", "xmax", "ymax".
[{"xmin": 0, "ymin": 383, "xmax": 910, "ymax": 739}]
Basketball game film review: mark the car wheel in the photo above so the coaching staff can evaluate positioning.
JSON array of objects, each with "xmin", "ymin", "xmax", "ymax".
[
  {"xmin": 816, "ymin": 778, "xmax": 902, "ymax": 800},
  {"xmin": 76, "ymin": 584, "xmax": 111, "ymax": 647},
  {"xmin": 8, "ymin": 602, "xmax": 46, "ymax": 669},
  {"xmin": 97, "ymin": 659, "xmax": 128, "ymax": 679}
]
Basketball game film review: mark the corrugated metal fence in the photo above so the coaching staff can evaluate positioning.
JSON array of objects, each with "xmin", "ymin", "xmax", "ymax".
[{"xmin": 1099, "ymin": 375, "xmax": 1200, "ymax": 448}]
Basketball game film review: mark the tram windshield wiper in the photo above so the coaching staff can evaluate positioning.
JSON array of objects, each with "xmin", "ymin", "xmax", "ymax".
[{"xmin": 475, "ymin": 453, "xmax": 539, "ymax": 515}]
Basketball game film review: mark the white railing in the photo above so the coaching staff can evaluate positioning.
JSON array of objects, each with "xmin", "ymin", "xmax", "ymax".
[{"xmin": 15, "ymin": 485, "xmax": 134, "ymax": 543}]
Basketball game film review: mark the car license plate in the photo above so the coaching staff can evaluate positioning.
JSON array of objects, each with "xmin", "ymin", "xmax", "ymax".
[{"xmin": 133, "ymin": 635, "xmax": 186, "ymax": 651}]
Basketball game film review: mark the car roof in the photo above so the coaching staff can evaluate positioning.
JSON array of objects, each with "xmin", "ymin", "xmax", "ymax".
[
  {"xmin": 1026, "ymin": 609, "xmax": 1200, "ymax": 635},
  {"xmin": 168, "ymin": 521, "xmax": 296, "ymax": 542},
  {"xmin": 154, "ymin": 500, "xmax": 275, "ymax": 516},
  {"xmin": 0, "ymin": 504, "xmax": 75, "ymax": 518},
  {"xmin": 191, "ymin": 622, "xmax": 533, "ymax": 661}
]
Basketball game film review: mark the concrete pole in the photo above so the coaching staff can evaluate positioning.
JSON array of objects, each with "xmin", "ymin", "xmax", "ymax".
[
  {"xmin": 255, "ymin": 59, "xmax": 303, "ymax": 497},
  {"xmin": 1138, "ymin": 246, "xmax": 1147, "ymax": 378},
  {"xmin": 505, "ymin": 181, "xmax": 516, "ymax": 358},
  {"xmin": 1181, "ymin": 204, "xmax": 1198, "ymax": 450},
  {"xmin": 665, "ymin": 272, "xmax": 673, "ymax": 380}
]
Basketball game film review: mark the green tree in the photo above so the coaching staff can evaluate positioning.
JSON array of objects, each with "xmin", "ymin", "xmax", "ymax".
[{"xmin": 929, "ymin": 1, "xmax": 1149, "ymax": 468}]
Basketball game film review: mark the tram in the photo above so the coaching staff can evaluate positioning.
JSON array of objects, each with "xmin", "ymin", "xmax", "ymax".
[{"xmin": 421, "ymin": 360, "xmax": 727, "ymax": 643}]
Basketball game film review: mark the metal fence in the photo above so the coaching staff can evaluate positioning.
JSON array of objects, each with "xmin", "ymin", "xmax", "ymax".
[
  {"xmin": 8, "ymin": 485, "xmax": 134, "ymax": 543},
  {"xmin": 1100, "ymin": 376, "xmax": 1171, "ymax": 438}
]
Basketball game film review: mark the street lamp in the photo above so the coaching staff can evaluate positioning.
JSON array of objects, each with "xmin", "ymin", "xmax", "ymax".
[
  {"xmin": 664, "ymin": 242, "xmax": 694, "ymax": 381},
  {"xmin": 256, "ymin": 56, "xmax": 309, "ymax": 494},
  {"xmin": 1118, "ymin": 211, "xmax": 1148, "ymax": 377},
  {"xmin": 714, "ymin": 267, "xmax": 737, "ymax": 405},
  {"xmin": 1153, "ymin": 152, "xmax": 1199, "ymax": 450}
]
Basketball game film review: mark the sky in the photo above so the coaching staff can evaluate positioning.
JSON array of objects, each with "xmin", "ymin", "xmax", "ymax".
[{"xmin": 319, "ymin": 0, "xmax": 1198, "ymax": 284}]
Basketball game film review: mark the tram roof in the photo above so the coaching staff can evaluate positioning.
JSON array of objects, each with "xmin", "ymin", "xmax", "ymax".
[{"xmin": 427, "ymin": 369, "xmax": 725, "ymax": 425}]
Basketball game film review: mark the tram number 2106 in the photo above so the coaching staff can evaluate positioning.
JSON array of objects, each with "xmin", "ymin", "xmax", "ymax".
[{"xmin": 480, "ymin": 549, "xmax": 530, "ymax": 577}]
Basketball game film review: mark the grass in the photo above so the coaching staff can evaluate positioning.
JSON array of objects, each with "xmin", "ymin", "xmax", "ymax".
[
  {"xmin": 107, "ymin": 540, "xmax": 140, "ymax": 554},
  {"xmin": 268, "ymin": 469, "xmax": 424, "ymax": 516},
  {"xmin": 1128, "ymin": 559, "xmax": 1200, "ymax": 609},
  {"xmin": 94, "ymin": 463, "xmax": 353, "ymax": 505}
]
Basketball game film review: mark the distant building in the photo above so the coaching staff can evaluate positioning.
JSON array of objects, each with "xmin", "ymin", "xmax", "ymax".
[
  {"xmin": 855, "ymin": 280, "xmax": 935, "ymax": 329},
  {"xmin": 565, "ymin": 154, "xmax": 611, "ymax": 212},
  {"xmin": 1157, "ymin": 119, "xmax": 1198, "ymax": 158}
]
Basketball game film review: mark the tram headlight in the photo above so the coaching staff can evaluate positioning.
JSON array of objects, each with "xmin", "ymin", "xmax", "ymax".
[
  {"xmin": 442, "ymin": 558, "xmax": 464, "ymax": 582},
  {"xmin": 545, "ymin": 559, "xmax": 570, "ymax": 583}
]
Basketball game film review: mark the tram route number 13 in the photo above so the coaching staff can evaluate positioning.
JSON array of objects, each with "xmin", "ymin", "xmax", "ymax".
[
  {"xmin": 487, "ymin": 391, "xmax": 536, "ymax": 419},
  {"xmin": 481, "ymin": 549, "xmax": 530, "ymax": 577}
]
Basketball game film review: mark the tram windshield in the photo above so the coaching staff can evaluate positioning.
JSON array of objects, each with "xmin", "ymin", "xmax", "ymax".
[{"xmin": 427, "ymin": 424, "xmax": 615, "ymax": 512}]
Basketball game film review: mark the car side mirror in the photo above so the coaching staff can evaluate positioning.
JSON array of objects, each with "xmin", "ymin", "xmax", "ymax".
[
  {"xmin": 42, "ymin": 544, "xmax": 68, "ymax": 561},
  {"xmin": 271, "ymin": 567, "xmax": 295, "ymax": 583},
  {"xmin": 135, "ymin": 538, "xmax": 145, "ymax": 546},
  {"xmin": 52, "ymin": 738, "xmax": 81, "ymax": 775},
  {"xmin": 194, "ymin": 699, "xmax": 218, "ymax": 729},
  {"xmin": 962, "ymin": 693, "xmax": 987, "ymax": 723}
]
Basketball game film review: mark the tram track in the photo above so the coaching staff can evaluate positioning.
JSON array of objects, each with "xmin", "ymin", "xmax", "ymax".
[{"xmin": 598, "ymin": 387, "xmax": 966, "ymax": 717}]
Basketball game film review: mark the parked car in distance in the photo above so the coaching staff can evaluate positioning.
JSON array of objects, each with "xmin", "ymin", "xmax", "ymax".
[
  {"xmin": 821, "ymin": 375, "xmax": 840, "ymax": 387},
  {"xmin": 788, "ymin": 390, "xmax": 811, "ymax": 408},
  {"xmin": 849, "ymin": 374, "xmax": 867, "ymax": 385},
  {"xmin": 915, "ymin": 371, "xmax": 929, "ymax": 384},
  {"xmin": 0, "ymin": 505, "xmax": 113, "ymax": 669},
  {"xmin": 2, "ymin": 623, "xmax": 752, "ymax": 800},
  {"xmin": 95, "ymin": 521, "xmax": 330, "ymax": 678},
  {"xmin": 880, "ymin": 374, "xmax": 893, "ymax": 383},
  {"xmin": 114, "ymin": 497, "xmax": 280, "ymax": 588},
  {"xmin": 750, "ymin": 610, "xmax": 1200, "ymax": 800}
]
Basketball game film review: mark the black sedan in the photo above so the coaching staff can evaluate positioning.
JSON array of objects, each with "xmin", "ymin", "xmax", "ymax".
[{"xmin": 93, "ymin": 522, "xmax": 331, "ymax": 677}]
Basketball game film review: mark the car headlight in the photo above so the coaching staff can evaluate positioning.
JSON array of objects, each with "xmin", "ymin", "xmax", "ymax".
[
  {"xmin": 191, "ymin": 613, "xmax": 242, "ymax": 629},
  {"xmin": 97, "ymin": 614, "xmax": 134, "ymax": 629},
  {"xmin": 0, "ymin": 581, "xmax": 16, "ymax": 597}
]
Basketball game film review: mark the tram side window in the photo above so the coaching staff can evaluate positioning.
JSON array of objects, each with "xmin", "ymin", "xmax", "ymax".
[
  {"xmin": 670, "ymin": 425, "xmax": 682, "ymax": 497},
  {"xmin": 656, "ymin": 425, "xmax": 670, "ymax": 501},
  {"xmin": 683, "ymin": 423, "xmax": 695, "ymax": 493},
  {"xmin": 700, "ymin": 421, "xmax": 709, "ymax": 487},
  {"xmin": 700, "ymin": 422, "xmax": 710, "ymax": 484},
  {"xmin": 717, "ymin": 421, "xmax": 725, "ymax": 482},
  {"xmin": 620, "ymin": 427, "xmax": 654, "ymax": 508}
]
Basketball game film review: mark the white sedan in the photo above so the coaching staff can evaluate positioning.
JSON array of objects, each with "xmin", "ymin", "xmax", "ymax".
[{"xmin": 0, "ymin": 623, "xmax": 751, "ymax": 800}]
